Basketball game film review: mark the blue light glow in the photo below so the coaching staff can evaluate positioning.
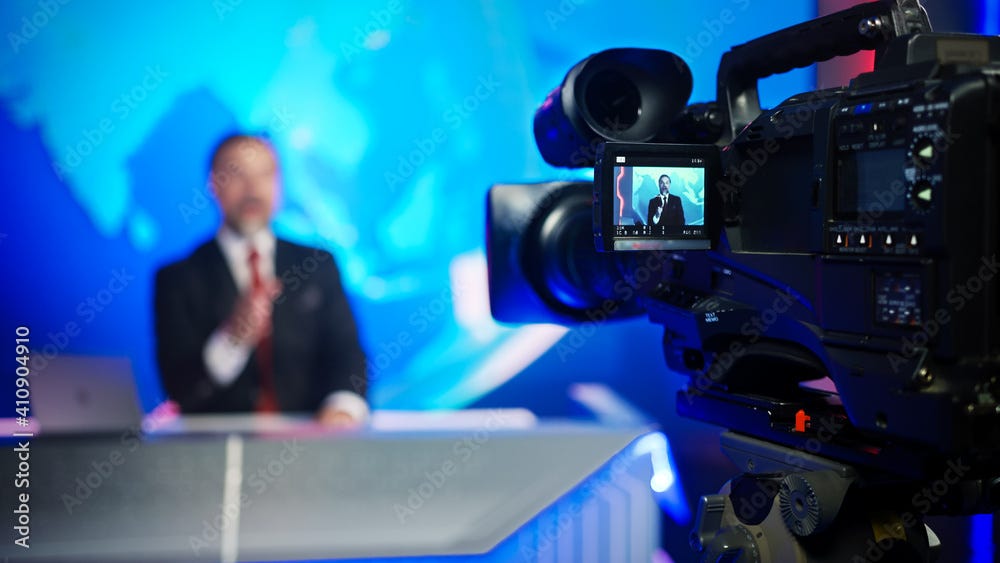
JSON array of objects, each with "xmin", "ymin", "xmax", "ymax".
[
  {"xmin": 980, "ymin": 0, "xmax": 999, "ymax": 35},
  {"xmin": 0, "ymin": 0, "xmax": 815, "ymax": 412},
  {"xmin": 633, "ymin": 431, "xmax": 691, "ymax": 524},
  {"xmin": 970, "ymin": 513, "xmax": 993, "ymax": 563}
]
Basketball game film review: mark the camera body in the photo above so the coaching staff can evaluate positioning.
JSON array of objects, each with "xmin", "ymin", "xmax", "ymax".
[
  {"xmin": 487, "ymin": 0, "xmax": 1000, "ymax": 481},
  {"xmin": 486, "ymin": 2, "xmax": 1000, "ymax": 557},
  {"xmin": 621, "ymin": 33, "xmax": 1000, "ymax": 473}
]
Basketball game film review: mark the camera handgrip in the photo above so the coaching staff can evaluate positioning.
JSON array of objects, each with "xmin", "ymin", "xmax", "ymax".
[{"xmin": 716, "ymin": 0, "xmax": 931, "ymax": 142}]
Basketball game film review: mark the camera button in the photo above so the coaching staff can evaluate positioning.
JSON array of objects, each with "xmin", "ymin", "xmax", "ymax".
[
  {"xmin": 909, "ymin": 179, "xmax": 934, "ymax": 211},
  {"xmin": 911, "ymin": 137, "xmax": 937, "ymax": 167}
]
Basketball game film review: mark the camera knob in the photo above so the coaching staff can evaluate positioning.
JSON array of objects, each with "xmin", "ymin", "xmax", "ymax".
[
  {"xmin": 779, "ymin": 470, "xmax": 852, "ymax": 538},
  {"xmin": 908, "ymin": 179, "xmax": 934, "ymax": 212},
  {"xmin": 910, "ymin": 137, "xmax": 937, "ymax": 168}
]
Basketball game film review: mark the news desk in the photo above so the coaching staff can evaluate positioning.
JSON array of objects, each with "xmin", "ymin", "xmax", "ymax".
[{"xmin": 1, "ymin": 411, "xmax": 661, "ymax": 562}]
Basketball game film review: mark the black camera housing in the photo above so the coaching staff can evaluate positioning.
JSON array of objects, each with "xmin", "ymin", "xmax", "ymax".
[
  {"xmin": 656, "ymin": 32, "xmax": 1000, "ymax": 466},
  {"xmin": 488, "ymin": 0, "xmax": 1000, "ymax": 482}
]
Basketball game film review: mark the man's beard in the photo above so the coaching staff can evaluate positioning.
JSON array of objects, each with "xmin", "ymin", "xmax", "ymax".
[
  {"xmin": 226, "ymin": 198, "xmax": 271, "ymax": 235},
  {"xmin": 226, "ymin": 215, "xmax": 269, "ymax": 236}
]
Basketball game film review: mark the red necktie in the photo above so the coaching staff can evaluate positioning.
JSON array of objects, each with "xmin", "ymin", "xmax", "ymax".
[{"xmin": 248, "ymin": 247, "xmax": 278, "ymax": 413}]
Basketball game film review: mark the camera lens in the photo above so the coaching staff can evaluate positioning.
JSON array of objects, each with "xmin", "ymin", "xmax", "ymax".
[
  {"xmin": 583, "ymin": 69, "xmax": 642, "ymax": 131},
  {"xmin": 534, "ymin": 187, "xmax": 610, "ymax": 312},
  {"xmin": 512, "ymin": 183, "xmax": 642, "ymax": 321}
]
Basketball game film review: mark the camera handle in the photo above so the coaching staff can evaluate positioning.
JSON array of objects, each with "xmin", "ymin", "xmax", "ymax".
[{"xmin": 716, "ymin": 0, "xmax": 931, "ymax": 143}]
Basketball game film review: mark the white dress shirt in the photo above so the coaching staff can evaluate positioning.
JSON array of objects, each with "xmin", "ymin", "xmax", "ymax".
[{"xmin": 202, "ymin": 226, "xmax": 369, "ymax": 421}]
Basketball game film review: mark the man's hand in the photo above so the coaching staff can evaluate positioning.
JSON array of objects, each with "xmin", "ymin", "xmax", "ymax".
[
  {"xmin": 317, "ymin": 405, "xmax": 362, "ymax": 429},
  {"xmin": 223, "ymin": 279, "xmax": 282, "ymax": 347}
]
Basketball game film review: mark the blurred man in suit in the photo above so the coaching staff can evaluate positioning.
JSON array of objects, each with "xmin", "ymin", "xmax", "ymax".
[
  {"xmin": 647, "ymin": 174, "xmax": 686, "ymax": 227},
  {"xmin": 154, "ymin": 134, "xmax": 367, "ymax": 427}
]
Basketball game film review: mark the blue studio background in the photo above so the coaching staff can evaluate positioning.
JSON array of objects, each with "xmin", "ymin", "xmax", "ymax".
[
  {"xmin": 0, "ymin": 0, "xmax": 815, "ymax": 414},
  {"xmin": 2, "ymin": 1, "xmax": 997, "ymax": 560}
]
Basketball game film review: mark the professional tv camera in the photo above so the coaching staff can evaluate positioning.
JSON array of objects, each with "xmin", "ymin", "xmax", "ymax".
[{"xmin": 487, "ymin": 0, "xmax": 1000, "ymax": 560}]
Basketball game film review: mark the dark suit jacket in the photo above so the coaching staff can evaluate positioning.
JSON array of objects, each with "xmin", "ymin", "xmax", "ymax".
[
  {"xmin": 647, "ymin": 194, "xmax": 686, "ymax": 227},
  {"xmin": 154, "ymin": 238, "xmax": 367, "ymax": 413}
]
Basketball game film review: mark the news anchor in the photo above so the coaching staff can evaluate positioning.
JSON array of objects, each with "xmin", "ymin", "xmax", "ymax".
[
  {"xmin": 647, "ymin": 174, "xmax": 686, "ymax": 227},
  {"xmin": 154, "ymin": 133, "xmax": 368, "ymax": 427}
]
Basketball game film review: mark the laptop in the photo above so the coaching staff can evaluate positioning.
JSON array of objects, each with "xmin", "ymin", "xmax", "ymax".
[{"xmin": 28, "ymin": 355, "xmax": 144, "ymax": 435}]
